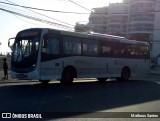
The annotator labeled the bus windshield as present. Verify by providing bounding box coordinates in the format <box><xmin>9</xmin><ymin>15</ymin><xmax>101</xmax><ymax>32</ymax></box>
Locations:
<box><xmin>11</xmin><ymin>36</ymin><xmax>40</xmax><ymax>70</ymax></box>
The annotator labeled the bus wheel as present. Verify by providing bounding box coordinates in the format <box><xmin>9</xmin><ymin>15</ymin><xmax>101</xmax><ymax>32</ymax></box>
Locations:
<box><xmin>97</xmin><ymin>78</ymin><xmax>108</xmax><ymax>82</ymax></box>
<box><xmin>60</xmin><ymin>68</ymin><xmax>74</xmax><ymax>84</ymax></box>
<box><xmin>39</xmin><ymin>80</ymin><xmax>50</xmax><ymax>84</ymax></box>
<box><xmin>117</xmin><ymin>67</ymin><xmax>130</xmax><ymax>81</ymax></box>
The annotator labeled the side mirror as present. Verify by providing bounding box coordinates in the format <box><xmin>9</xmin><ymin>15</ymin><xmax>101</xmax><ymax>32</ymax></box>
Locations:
<box><xmin>8</xmin><ymin>37</ymin><xmax>15</xmax><ymax>50</ymax></box>
<box><xmin>8</xmin><ymin>41</ymin><xmax>10</xmax><ymax>47</ymax></box>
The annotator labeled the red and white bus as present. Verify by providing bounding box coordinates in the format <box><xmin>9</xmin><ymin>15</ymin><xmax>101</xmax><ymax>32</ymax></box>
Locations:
<box><xmin>9</xmin><ymin>28</ymin><xmax>150</xmax><ymax>84</ymax></box>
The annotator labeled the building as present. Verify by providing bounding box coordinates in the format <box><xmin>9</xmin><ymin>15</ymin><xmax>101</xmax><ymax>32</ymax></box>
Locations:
<box><xmin>107</xmin><ymin>3</ymin><xmax>129</xmax><ymax>36</ymax></box>
<box><xmin>88</xmin><ymin>7</ymin><xmax>108</xmax><ymax>33</ymax></box>
<box><xmin>88</xmin><ymin>0</ymin><xmax>160</xmax><ymax>61</ymax></box>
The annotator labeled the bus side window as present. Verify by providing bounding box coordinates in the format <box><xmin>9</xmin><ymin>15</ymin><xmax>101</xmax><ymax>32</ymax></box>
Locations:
<box><xmin>102</xmin><ymin>45</ymin><xmax>112</xmax><ymax>56</ymax></box>
<box><xmin>42</xmin><ymin>37</ymin><xmax>48</xmax><ymax>53</ymax></box>
<box><xmin>47</xmin><ymin>38</ymin><xmax>59</xmax><ymax>54</ymax></box>
<box><xmin>140</xmin><ymin>45</ymin><xmax>149</xmax><ymax>58</ymax></box>
<box><xmin>122</xmin><ymin>44</ymin><xmax>131</xmax><ymax>58</ymax></box>
<box><xmin>42</xmin><ymin>36</ymin><xmax>60</xmax><ymax>55</ymax></box>
<box><xmin>83</xmin><ymin>40</ymin><xmax>98</xmax><ymax>56</ymax></box>
<box><xmin>63</xmin><ymin>36</ymin><xmax>81</xmax><ymax>55</ymax></box>
<box><xmin>113</xmin><ymin>42</ymin><xmax>121</xmax><ymax>57</ymax></box>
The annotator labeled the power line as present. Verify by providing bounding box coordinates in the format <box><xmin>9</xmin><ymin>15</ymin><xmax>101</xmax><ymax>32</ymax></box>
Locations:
<box><xmin>1</xmin><ymin>1</ymin><xmax>160</xmax><ymax>15</ymax></box>
<box><xmin>0</xmin><ymin>1</ymin><xmax>91</xmax><ymax>14</ymax></box>
<box><xmin>12</xmin><ymin>13</ymin><xmax>49</xmax><ymax>27</ymax></box>
<box><xmin>0</xmin><ymin>7</ymin><xmax>74</xmax><ymax>30</ymax></box>
<box><xmin>0</xmin><ymin>1</ymin><xmax>109</xmax><ymax>15</ymax></box>
<box><xmin>4</xmin><ymin>0</ymin><xmax>75</xmax><ymax>27</ymax></box>
<box><xmin>68</xmin><ymin>0</ymin><xmax>92</xmax><ymax>12</ymax></box>
<box><xmin>67</xmin><ymin>0</ymin><xmax>108</xmax><ymax>19</ymax></box>
<box><xmin>2</xmin><ymin>0</ymin><xmax>159</xmax><ymax>31</ymax></box>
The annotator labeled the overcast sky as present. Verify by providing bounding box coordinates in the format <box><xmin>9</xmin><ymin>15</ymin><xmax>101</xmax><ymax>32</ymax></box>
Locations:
<box><xmin>0</xmin><ymin>0</ymin><xmax>122</xmax><ymax>53</ymax></box>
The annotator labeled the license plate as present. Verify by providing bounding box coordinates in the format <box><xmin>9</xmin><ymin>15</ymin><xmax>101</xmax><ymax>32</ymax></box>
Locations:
<box><xmin>16</xmin><ymin>74</ymin><xmax>28</xmax><ymax>79</ymax></box>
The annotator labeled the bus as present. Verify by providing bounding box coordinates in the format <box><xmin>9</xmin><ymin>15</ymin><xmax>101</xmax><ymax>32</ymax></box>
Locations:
<box><xmin>8</xmin><ymin>28</ymin><xmax>150</xmax><ymax>84</ymax></box>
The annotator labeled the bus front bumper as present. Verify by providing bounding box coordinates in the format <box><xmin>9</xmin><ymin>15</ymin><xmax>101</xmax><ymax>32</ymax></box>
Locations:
<box><xmin>11</xmin><ymin>70</ymin><xmax>39</xmax><ymax>80</ymax></box>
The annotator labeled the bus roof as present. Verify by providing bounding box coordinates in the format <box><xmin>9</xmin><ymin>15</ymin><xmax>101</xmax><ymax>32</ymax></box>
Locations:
<box><xmin>19</xmin><ymin>28</ymin><xmax>149</xmax><ymax>46</ymax></box>
<box><xmin>60</xmin><ymin>30</ymin><xmax>149</xmax><ymax>45</ymax></box>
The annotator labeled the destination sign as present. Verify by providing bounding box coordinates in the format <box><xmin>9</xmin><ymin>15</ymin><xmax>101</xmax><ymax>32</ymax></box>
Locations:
<box><xmin>18</xmin><ymin>31</ymin><xmax>39</xmax><ymax>37</ymax></box>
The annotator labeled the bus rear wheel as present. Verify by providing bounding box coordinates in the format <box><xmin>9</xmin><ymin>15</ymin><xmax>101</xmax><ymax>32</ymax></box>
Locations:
<box><xmin>117</xmin><ymin>67</ymin><xmax>130</xmax><ymax>81</ymax></box>
<box><xmin>60</xmin><ymin>68</ymin><xmax>74</xmax><ymax>84</ymax></box>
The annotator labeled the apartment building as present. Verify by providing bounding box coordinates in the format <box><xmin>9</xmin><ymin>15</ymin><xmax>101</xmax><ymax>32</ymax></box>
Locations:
<box><xmin>107</xmin><ymin>3</ymin><xmax>129</xmax><ymax>36</ymax></box>
<box><xmin>88</xmin><ymin>7</ymin><xmax>108</xmax><ymax>33</ymax></box>
<box><xmin>88</xmin><ymin>0</ymin><xmax>160</xmax><ymax>59</ymax></box>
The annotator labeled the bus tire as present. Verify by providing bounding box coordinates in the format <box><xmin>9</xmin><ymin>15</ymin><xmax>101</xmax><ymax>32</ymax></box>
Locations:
<box><xmin>97</xmin><ymin>78</ymin><xmax>108</xmax><ymax>82</ymax></box>
<box><xmin>60</xmin><ymin>67</ymin><xmax>75</xmax><ymax>84</ymax></box>
<box><xmin>39</xmin><ymin>80</ymin><xmax>50</xmax><ymax>84</ymax></box>
<box><xmin>117</xmin><ymin>67</ymin><xmax>130</xmax><ymax>81</ymax></box>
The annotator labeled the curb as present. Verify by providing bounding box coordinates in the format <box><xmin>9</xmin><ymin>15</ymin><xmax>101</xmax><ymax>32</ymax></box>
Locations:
<box><xmin>0</xmin><ymin>79</ymin><xmax>38</xmax><ymax>84</ymax></box>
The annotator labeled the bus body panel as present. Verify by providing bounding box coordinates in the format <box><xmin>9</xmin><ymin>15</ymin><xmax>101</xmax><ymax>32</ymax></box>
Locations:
<box><xmin>11</xmin><ymin>69</ymin><xmax>39</xmax><ymax>80</ymax></box>
<box><xmin>39</xmin><ymin>56</ymin><xmax>150</xmax><ymax>80</ymax></box>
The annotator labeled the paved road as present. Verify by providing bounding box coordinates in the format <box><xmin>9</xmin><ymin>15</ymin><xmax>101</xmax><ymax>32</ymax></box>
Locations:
<box><xmin>0</xmin><ymin>77</ymin><xmax>160</xmax><ymax>121</ymax></box>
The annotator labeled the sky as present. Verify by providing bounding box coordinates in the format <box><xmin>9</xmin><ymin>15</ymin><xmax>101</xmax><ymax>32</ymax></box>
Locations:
<box><xmin>0</xmin><ymin>0</ymin><xmax>123</xmax><ymax>53</ymax></box>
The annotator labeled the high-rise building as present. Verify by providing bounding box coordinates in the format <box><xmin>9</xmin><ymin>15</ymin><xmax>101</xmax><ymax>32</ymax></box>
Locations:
<box><xmin>88</xmin><ymin>0</ymin><xmax>160</xmax><ymax>59</ymax></box>
<box><xmin>128</xmin><ymin>0</ymin><xmax>155</xmax><ymax>42</ymax></box>
<box><xmin>88</xmin><ymin>7</ymin><xmax>108</xmax><ymax>33</ymax></box>
<box><xmin>107</xmin><ymin>3</ymin><xmax>129</xmax><ymax>36</ymax></box>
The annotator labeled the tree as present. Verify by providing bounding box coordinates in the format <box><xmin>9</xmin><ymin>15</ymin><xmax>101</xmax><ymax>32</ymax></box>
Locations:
<box><xmin>74</xmin><ymin>23</ymin><xmax>91</xmax><ymax>32</ymax></box>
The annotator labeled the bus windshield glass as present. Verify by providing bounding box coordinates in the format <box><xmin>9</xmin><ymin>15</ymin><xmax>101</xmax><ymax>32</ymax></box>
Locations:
<box><xmin>11</xmin><ymin>30</ymin><xmax>41</xmax><ymax>70</ymax></box>
<box><xmin>13</xmin><ymin>37</ymin><xmax>39</xmax><ymax>61</ymax></box>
